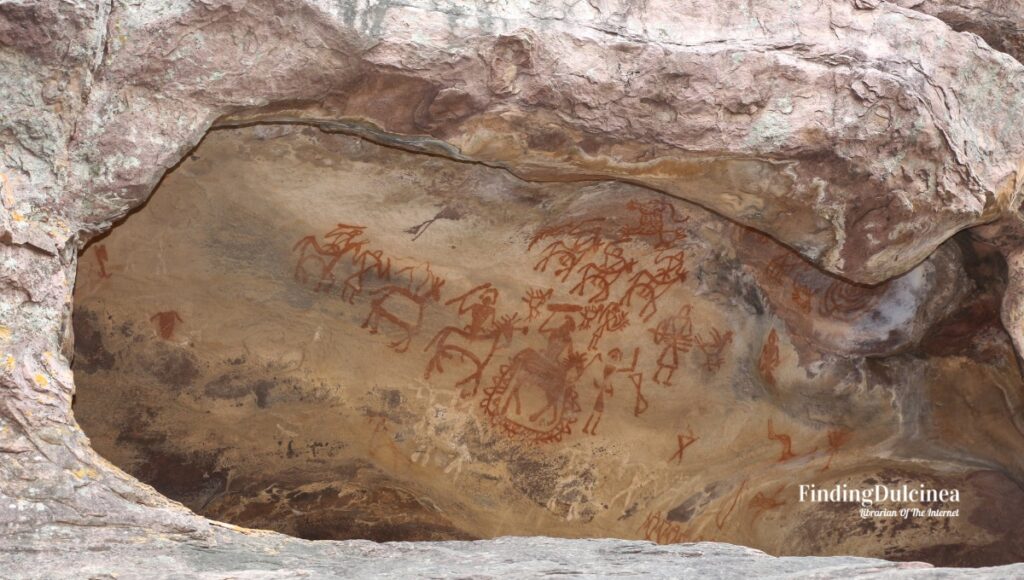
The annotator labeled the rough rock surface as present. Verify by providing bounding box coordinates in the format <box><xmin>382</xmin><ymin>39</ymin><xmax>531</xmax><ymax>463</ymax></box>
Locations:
<box><xmin>1</xmin><ymin>533</ymin><xmax>1003</xmax><ymax>579</ymax></box>
<box><xmin>898</xmin><ymin>0</ymin><xmax>1024</xmax><ymax>63</ymax></box>
<box><xmin>3</xmin><ymin>0</ymin><xmax>1024</xmax><ymax>577</ymax></box>
<box><xmin>5</xmin><ymin>0</ymin><xmax>1024</xmax><ymax>283</ymax></box>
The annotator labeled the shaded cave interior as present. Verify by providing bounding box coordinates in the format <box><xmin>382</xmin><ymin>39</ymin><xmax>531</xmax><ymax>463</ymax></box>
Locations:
<box><xmin>69</xmin><ymin>122</ymin><xmax>1024</xmax><ymax>566</ymax></box>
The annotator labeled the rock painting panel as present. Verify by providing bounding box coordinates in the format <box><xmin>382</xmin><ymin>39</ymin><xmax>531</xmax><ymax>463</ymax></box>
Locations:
<box><xmin>291</xmin><ymin>199</ymin><xmax>734</xmax><ymax>447</ymax></box>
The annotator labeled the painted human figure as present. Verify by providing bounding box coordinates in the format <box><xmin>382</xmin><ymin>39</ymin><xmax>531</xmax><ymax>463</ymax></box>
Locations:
<box><xmin>150</xmin><ymin>311</ymin><xmax>183</xmax><ymax>340</ymax></box>
<box><xmin>767</xmin><ymin>419</ymin><xmax>795</xmax><ymax>461</ymax></box>
<box><xmin>95</xmin><ymin>245</ymin><xmax>112</xmax><ymax>279</ymax></box>
<box><xmin>497</xmin><ymin>312</ymin><xmax>578</xmax><ymax>423</ymax></box>
<box><xmin>538</xmin><ymin>311</ymin><xmax>577</xmax><ymax>361</ymax></box>
<box><xmin>669</xmin><ymin>426</ymin><xmax>699</xmax><ymax>463</ymax></box>
<box><xmin>650</xmin><ymin>304</ymin><xmax>694</xmax><ymax>386</ymax></box>
<box><xmin>582</xmin><ymin>347</ymin><xmax>639</xmax><ymax>435</ymax></box>
<box><xmin>424</xmin><ymin>283</ymin><xmax>523</xmax><ymax>397</ymax></box>
<box><xmin>462</xmin><ymin>287</ymin><xmax>498</xmax><ymax>336</ymax></box>
<box><xmin>819</xmin><ymin>429</ymin><xmax>852</xmax><ymax>471</ymax></box>
<box><xmin>587</xmin><ymin>302</ymin><xmax>629</xmax><ymax>351</ymax></box>
<box><xmin>758</xmin><ymin>329</ymin><xmax>781</xmax><ymax>386</ymax></box>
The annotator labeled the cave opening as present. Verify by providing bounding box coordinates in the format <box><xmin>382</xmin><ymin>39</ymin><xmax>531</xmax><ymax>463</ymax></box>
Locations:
<box><xmin>69</xmin><ymin>123</ymin><xmax>1024</xmax><ymax>566</ymax></box>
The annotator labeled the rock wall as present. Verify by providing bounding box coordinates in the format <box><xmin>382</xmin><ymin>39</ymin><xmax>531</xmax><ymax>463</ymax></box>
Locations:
<box><xmin>71</xmin><ymin>124</ymin><xmax>1024</xmax><ymax>565</ymax></box>
<box><xmin>3</xmin><ymin>0</ymin><xmax>1024</xmax><ymax>576</ymax></box>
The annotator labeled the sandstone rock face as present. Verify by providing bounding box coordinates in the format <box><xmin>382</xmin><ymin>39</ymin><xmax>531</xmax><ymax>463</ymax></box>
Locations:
<box><xmin>4</xmin><ymin>0</ymin><xmax>1024</xmax><ymax>577</ymax></box>
<box><xmin>898</xmin><ymin>0</ymin><xmax>1024</xmax><ymax>63</ymax></box>
<box><xmin>6</xmin><ymin>0</ymin><xmax>1024</xmax><ymax>283</ymax></box>
<box><xmin>69</xmin><ymin>124</ymin><xmax>1024</xmax><ymax>566</ymax></box>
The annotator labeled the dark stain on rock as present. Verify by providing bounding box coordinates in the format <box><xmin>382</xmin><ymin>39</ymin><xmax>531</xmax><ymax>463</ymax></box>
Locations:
<box><xmin>114</xmin><ymin>405</ymin><xmax>164</xmax><ymax>448</ymax></box>
<box><xmin>253</xmin><ymin>381</ymin><xmax>273</xmax><ymax>407</ymax></box>
<box><xmin>886</xmin><ymin>539</ymin><xmax>1024</xmax><ymax>568</ymax></box>
<box><xmin>382</xmin><ymin>388</ymin><xmax>402</xmax><ymax>409</ymax></box>
<box><xmin>71</xmin><ymin>308</ymin><xmax>115</xmax><ymax>373</ymax></box>
<box><xmin>132</xmin><ymin>446</ymin><xmax>228</xmax><ymax>512</ymax></box>
<box><xmin>667</xmin><ymin>482</ymin><xmax>722</xmax><ymax>523</ymax></box>
<box><xmin>206</xmin><ymin>477</ymin><xmax>475</xmax><ymax>543</ymax></box>
<box><xmin>140</xmin><ymin>341</ymin><xmax>200</xmax><ymax>390</ymax></box>
<box><xmin>204</xmin><ymin>373</ymin><xmax>276</xmax><ymax>408</ymax></box>
<box><xmin>918</xmin><ymin>297</ymin><xmax>1001</xmax><ymax>357</ymax></box>
<box><xmin>965</xmin><ymin>470</ymin><xmax>1024</xmax><ymax>536</ymax></box>
<box><xmin>508</xmin><ymin>450</ymin><xmax>568</xmax><ymax>509</ymax></box>
<box><xmin>363</xmin><ymin>387</ymin><xmax>416</xmax><ymax>424</ymax></box>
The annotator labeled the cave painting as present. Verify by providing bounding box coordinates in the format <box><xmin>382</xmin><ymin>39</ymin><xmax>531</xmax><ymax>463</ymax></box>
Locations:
<box><xmin>343</xmin><ymin>248</ymin><xmax>390</xmax><ymax>304</ymax></box>
<box><xmin>482</xmin><ymin>311</ymin><xmax>585</xmax><ymax>444</ymax></box>
<box><xmin>582</xmin><ymin>347</ymin><xmax>641</xmax><ymax>435</ymax></box>
<box><xmin>362</xmin><ymin>265</ymin><xmax>446</xmax><ymax>352</ymax></box>
<box><xmin>521</xmin><ymin>287</ymin><xmax>553</xmax><ymax>320</ymax></box>
<box><xmin>95</xmin><ymin>245</ymin><xmax>112</xmax><ymax>279</ymax></box>
<box><xmin>819</xmin><ymin>280</ymin><xmax>884</xmax><ymax>320</ymax></box>
<box><xmin>650</xmin><ymin>305</ymin><xmax>695</xmax><ymax>386</ymax></box>
<box><xmin>291</xmin><ymin>200</ymin><xmax>740</xmax><ymax>446</ymax></box>
<box><xmin>715</xmin><ymin>480</ymin><xmax>749</xmax><ymax>530</ymax></box>
<box><xmin>765</xmin><ymin>253</ymin><xmax>809</xmax><ymax>286</ymax></box>
<box><xmin>631</xmin><ymin>371</ymin><xmax>648</xmax><ymax>416</ymax></box>
<box><xmin>767</xmin><ymin>419</ymin><xmax>816</xmax><ymax>463</ymax></box>
<box><xmin>150</xmin><ymin>311</ymin><xmax>183</xmax><ymax>339</ymax></box>
<box><xmin>765</xmin><ymin>252</ymin><xmax>818</xmax><ymax>314</ymax></box>
<box><xmin>819</xmin><ymin>428</ymin><xmax>852</xmax><ymax>471</ymax></box>
<box><xmin>619</xmin><ymin>198</ymin><xmax>689</xmax><ymax>249</ymax></box>
<box><xmin>637</xmin><ymin>511</ymin><xmax>686</xmax><ymax>544</ymax></box>
<box><xmin>424</xmin><ymin>284</ymin><xmax>528</xmax><ymax>397</ymax></box>
<box><xmin>748</xmin><ymin>485</ymin><xmax>786</xmax><ymax>521</ymax></box>
<box><xmin>761</xmin><ymin>245</ymin><xmax>890</xmax><ymax>322</ymax></box>
<box><xmin>695</xmin><ymin>327</ymin><xmax>733</xmax><ymax>373</ymax></box>
<box><xmin>622</xmin><ymin>249</ymin><xmax>688</xmax><ymax>323</ymax></box>
<box><xmin>758</xmin><ymin>329</ymin><xmax>781</xmax><ymax>386</ymax></box>
<box><xmin>531</xmin><ymin>218</ymin><xmax>605</xmax><ymax>282</ymax></box>
<box><xmin>570</xmin><ymin>244</ymin><xmax>637</xmax><ymax>304</ymax></box>
<box><xmin>669</xmin><ymin>427</ymin><xmax>699</xmax><ymax>464</ymax></box>
<box><xmin>293</xmin><ymin>223</ymin><xmax>369</xmax><ymax>292</ymax></box>
<box><xmin>294</xmin><ymin>224</ymin><xmax>447</xmax><ymax>352</ymax></box>
<box><xmin>791</xmin><ymin>284</ymin><xmax>813</xmax><ymax>314</ymax></box>
<box><xmin>584</xmin><ymin>301</ymin><xmax>630</xmax><ymax>351</ymax></box>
